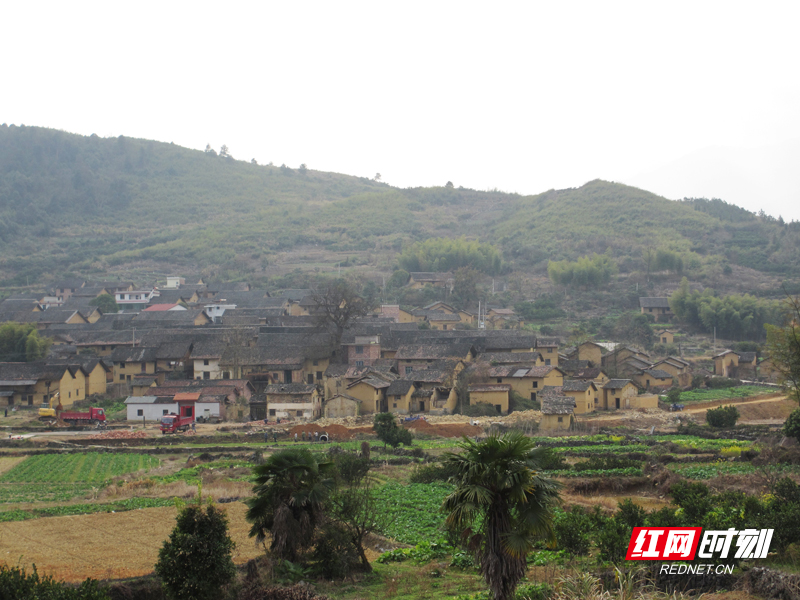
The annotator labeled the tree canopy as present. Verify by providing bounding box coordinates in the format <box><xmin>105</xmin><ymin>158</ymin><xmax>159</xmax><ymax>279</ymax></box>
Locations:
<box><xmin>398</xmin><ymin>237</ymin><xmax>504</xmax><ymax>275</ymax></box>
<box><xmin>245</xmin><ymin>447</ymin><xmax>335</xmax><ymax>561</ymax></box>
<box><xmin>0</xmin><ymin>322</ymin><xmax>50</xmax><ymax>361</ymax></box>
<box><xmin>670</xmin><ymin>277</ymin><xmax>781</xmax><ymax>340</ymax></box>
<box><xmin>372</xmin><ymin>413</ymin><xmax>413</xmax><ymax>448</ymax></box>
<box><xmin>765</xmin><ymin>294</ymin><xmax>800</xmax><ymax>403</ymax></box>
<box><xmin>88</xmin><ymin>293</ymin><xmax>119</xmax><ymax>313</ymax></box>
<box><xmin>155</xmin><ymin>499</ymin><xmax>236</xmax><ymax>600</ymax></box>
<box><xmin>548</xmin><ymin>251</ymin><xmax>618</xmax><ymax>288</ymax></box>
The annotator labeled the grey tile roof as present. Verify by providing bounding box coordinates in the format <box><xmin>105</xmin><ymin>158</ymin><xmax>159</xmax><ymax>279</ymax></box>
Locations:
<box><xmin>604</xmin><ymin>379</ymin><xmax>634</xmax><ymax>389</ymax></box>
<box><xmin>639</xmin><ymin>297</ymin><xmax>671</xmax><ymax>309</ymax></box>
<box><xmin>562</xmin><ymin>380</ymin><xmax>594</xmax><ymax>392</ymax></box>
<box><xmin>387</xmin><ymin>380</ymin><xmax>415</xmax><ymax>396</ymax></box>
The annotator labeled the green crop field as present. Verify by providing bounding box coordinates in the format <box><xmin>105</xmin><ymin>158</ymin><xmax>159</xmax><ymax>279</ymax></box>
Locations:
<box><xmin>373</xmin><ymin>483</ymin><xmax>452</xmax><ymax>545</ymax></box>
<box><xmin>678</xmin><ymin>385</ymin><xmax>776</xmax><ymax>402</ymax></box>
<box><xmin>0</xmin><ymin>453</ymin><xmax>159</xmax><ymax>504</ymax></box>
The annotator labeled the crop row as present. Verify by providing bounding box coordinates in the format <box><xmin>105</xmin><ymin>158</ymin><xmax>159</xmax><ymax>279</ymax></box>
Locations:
<box><xmin>545</xmin><ymin>467</ymin><xmax>643</xmax><ymax>478</ymax></box>
<box><xmin>0</xmin><ymin>496</ymin><xmax>175</xmax><ymax>522</ymax></box>
<box><xmin>667</xmin><ymin>462</ymin><xmax>799</xmax><ymax>480</ymax></box>
<box><xmin>0</xmin><ymin>483</ymin><xmax>93</xmax><ymax>504</ymax></box>
<box><xmin>0</xmin><ymin>453</ymin><xmax>159</xmax><ymax>485</ymax></box>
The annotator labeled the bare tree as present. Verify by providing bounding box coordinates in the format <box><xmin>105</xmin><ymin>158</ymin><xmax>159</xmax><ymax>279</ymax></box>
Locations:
<box><xmin>311</xmin><ymin>279</ymin><xmax>377</xmax><ymax>360</ymax></box>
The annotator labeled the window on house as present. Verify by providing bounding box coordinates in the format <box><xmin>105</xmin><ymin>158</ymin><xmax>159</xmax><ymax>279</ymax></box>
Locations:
<box><xmin>355</xmin><ymin>346</ymin><xmax>363</xmax><ymax>354</ymax></box>
<box><xmin>68</xmin><ymin>391</ymin><xmax>71</xmax><ymax>398</ymax></box>
<box><xmin>316</xmin><ymin>371</ymin><xmax>322</xmax><ymax>381</ymax></box>
<box><xmin>222</xmin><ymin>372</ymin><xmax>230</xmax><ymax>379</ymax></box>
<box><xmin>313</xmin><ymin>360</ymin><xmax>319</xmax><ymax>366</ymax></box>
<box><xmin>141</xmin><ymin>363</ymin><xmax>146</xmax><ymax>372</ymax></box>
<box><xmin>533</xmin><ymin>381</ymin><xmax>538</xmax><ymax>388</ymax></box>
<box><xmin>137</xmin><ymin>409</ymin><xmax>143</xmax><ymax>416</ymax></box>
<box><xmin>355</xmin><ymin>361</ymin><xmax>364</xmax><ymax>367</ymax></box>
<box><xmin>393</xmin><ymin>403</ymin><xmax>397</xmax><ymax>408</ymax></box>
<box><xmin>544</xmin><ymin>359</ymin><xmax>551</xmax><ymax>366</ymax></box>
<box><xmin>496</xmin><ymin>378</ymin><xmax>502</xmax><ymax>383</ymax></box>
<box><xmin>405</xmin><ymin>366</ymin><xmax>413</xmax><ymax>375</ymax></box>
<box><xmin>101</xmin><ymin>346</ymin><xmax>106</xmax><ymax>351</ymax></box>
<box><xmin>203</xmin><ymin>372</ymin><xmax>210</xmax><ymax>380</ymax></box>
<box><xmin>308</xmin><ymin>374</ymin><xmax>314</xmax><ymax>384</ymax></box>
<box><xmin>296</xmin><ymin>410</ymin><xmax>303</xmax><ymax>417</ymax></box>
<box><xmin>557</xmin><ymin>416</ymin><xmax>563</xmax><ymax>423</ymax></box>
<box><xmin>531</xmin><ymin>392</ymin><xmax>537</xmax><ymax>401</ymax></box>
<box><xmin>269</xmin><ymin>409</ymin><xmax>276</xmax><ymax>416</ymax></box>
<box><xmin>163</xmin><ymin>409</ymin><xmax>169</xmax><ymax>415</ymax></box>
<box><xmin>204</xmin><ymin>359</ymin><xmax>209</xmax><ymax>366</ymax></box>
<box><xmin>119</xmin><ymin>375</ymin><xmax>125</xmax><ymax>381</ymax></box>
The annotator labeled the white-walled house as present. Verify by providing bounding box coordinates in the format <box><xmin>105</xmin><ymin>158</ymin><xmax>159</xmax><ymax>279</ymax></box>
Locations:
<box><xmin>125</xmin><ymin>396</ymin><xmax>177</xmax><ymax>421</ymax></box>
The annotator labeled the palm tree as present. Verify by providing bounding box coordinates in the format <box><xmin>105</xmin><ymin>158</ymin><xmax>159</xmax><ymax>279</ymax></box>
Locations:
<box><xmin>441</xmin><ymin>432</ymin><xmax>560</xmax><ymax>600</ymax></box>
<box><xmin>245</xmin><ymin>447</ymin><xmax>335</xmax><ymax>561</ymax></box>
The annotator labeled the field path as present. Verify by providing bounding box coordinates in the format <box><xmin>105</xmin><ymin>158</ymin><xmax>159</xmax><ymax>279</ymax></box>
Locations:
<box><xmin>0</xmin><ymin>502</ymin><xmax>262</xmax><ymax>582</ymax></box>
<box><xmin>683</xmin><ymin>394</ymin><xmax>788</xmax><ymax>414</ymax></box>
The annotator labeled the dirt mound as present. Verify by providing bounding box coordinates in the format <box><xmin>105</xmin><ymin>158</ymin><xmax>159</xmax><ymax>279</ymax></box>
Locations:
<box><xmin>289</xmin><ymin>424</ymin><xmax>358</xmax><ymax>441</ymax></box>
<box><xmin>404</xmin><ymin>419</ymin><xmax>482</xmax><ymax>438</ymax></box>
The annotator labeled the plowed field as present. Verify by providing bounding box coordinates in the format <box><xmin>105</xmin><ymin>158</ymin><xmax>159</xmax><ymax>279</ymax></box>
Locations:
<box><xmin>0</xmin><ymin>501</ymin><xmax>261</xmax><ymax>582</ymax></box>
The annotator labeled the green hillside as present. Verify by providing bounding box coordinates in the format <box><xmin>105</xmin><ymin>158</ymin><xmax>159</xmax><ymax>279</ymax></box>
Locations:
<box><xmin>1</xmin><ymin>124</ymin><xmax>798</xmax><ymax>287</ymax></box>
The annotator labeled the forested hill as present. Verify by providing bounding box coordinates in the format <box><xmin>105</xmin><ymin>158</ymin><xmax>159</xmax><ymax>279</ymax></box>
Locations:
<box><xmin>1</xmin><ymin>124</ymin><xmax>798</xmax><ymax>287</ymax></box>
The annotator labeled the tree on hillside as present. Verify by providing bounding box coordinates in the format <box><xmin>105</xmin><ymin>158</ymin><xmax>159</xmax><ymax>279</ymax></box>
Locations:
<box><xmin>88</xmin><ymin>293</ymin><xmax>119</xmax><ymax>314</ymax></box>
<box><xmin>766</xmin><ymin>294</ymin><xmax>800</xmax><ymax>404</ymax></box>
<box><xmin>614</xmin><ymin>313</ymin><xmax>655</xmax><ymax>350</ymax></box>
<box><xmin>452</xmin><ymin>266</ymin><xmax>481</xmax><ymax>308</ymax></box>
<box><xmin>0</xmin><ymin>322</ymin><xmax>50</xmax><ymax>362</ymax></box>
<box><xmin>219</xmin><ymin>145</ymin><xmax>230</xmax><ymax>158</ymax></box>
<box><xmin>442</xmin><ymin>433</ymin><xmax>560</xmax><ymax>600</ymax></box>
<box><xmin>155</xmin><ymin>494</ymin><xmax>236</xmax><ymax>600</ymax></box>
<box><xmin>311</xmin><ymin>279</ymin><xmax>377</xmax><ymax>356</ymax></box>
<box><xmin>245</xmin><ymin>448</ymin><xmax>334</xmax><ymax>560</ymax></box>
<box><xmin>372</xmin><ymin>413</ymin><xmax>412</xmax><ymax>448</ymax></box>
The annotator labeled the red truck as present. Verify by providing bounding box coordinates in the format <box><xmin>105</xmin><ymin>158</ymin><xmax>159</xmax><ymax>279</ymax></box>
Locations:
<box><xmin>160</xmin><ymin>413</ymin><xmax>193</xmax><ymax>434</ymax></box>
<box><xmin>59</xmin><ymin>407</ymin><xmax>106</xmax><ymax>426</ymax></box>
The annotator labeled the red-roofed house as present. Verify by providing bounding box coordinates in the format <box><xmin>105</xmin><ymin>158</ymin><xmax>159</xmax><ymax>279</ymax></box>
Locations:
<box><xmin>143</xmin><ymin>304</ymin><xmax>187</xmax><ymax>312</ymax></box>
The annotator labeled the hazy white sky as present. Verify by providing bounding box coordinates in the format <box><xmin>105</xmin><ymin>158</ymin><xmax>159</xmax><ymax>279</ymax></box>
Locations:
<box><xmin>3</xmin><ymin>1</ymin><xmax>799</xmax><ymax>219</ymax></box>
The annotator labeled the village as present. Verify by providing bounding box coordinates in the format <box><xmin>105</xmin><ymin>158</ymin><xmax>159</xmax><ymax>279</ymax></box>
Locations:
<box><xmin>0</xmin><ymin>274</ymin><xmax>779</xmax><ymax>433</ymax></box>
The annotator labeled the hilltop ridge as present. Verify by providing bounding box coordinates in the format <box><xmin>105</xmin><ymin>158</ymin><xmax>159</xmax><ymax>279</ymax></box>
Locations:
<box><xmin>0</xmin><ymin>125</ymin><xmax>798</xmax><ymax>288</ymax></box>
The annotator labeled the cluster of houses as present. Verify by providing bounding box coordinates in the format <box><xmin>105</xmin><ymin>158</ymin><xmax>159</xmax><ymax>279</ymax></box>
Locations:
<box><xmin>0</xmin><ymin>281</ymin><xmax>770</xmax><ymax>430</ymax></box>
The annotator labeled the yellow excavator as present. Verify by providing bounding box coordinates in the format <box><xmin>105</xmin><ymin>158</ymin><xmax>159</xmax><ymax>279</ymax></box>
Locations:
<box><xmin>38</xmin><ymin>392</ymin><xmax>62</xmax><ymax>424</ymax></box>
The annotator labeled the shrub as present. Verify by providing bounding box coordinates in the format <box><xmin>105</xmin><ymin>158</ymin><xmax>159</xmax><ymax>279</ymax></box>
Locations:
<box><xmin>155</xmin><ymin>501</ymin><xmax>236</xmax><ymax>600</ymax></box>
<box><xmin>691</xmin><ymin>374</ymin><xmax>705</xmax><ymax>389</ymax></box>
<box><xmin>706</xmin><ymin>405</ymin><xmax>740</xmax><ymax>428</ymax></box>
<box><xmin>666</xmin><ymin>388</ymin><xmax>682</xmax><ymax>404</ymax></box>
<box><xmin>409</xmin><ymin>461</ymin><xmax>459</xmax><ymax>484</ymax></box>
<box><xmin>460</xmin><ymin>402</ymin><xmax>500</xmax><ymax>417</ymax></box>
<box><xmin>0</xmin><ymin>565</ymin><xmax>108</xmax><ymax>600</ymax></box>
<box><xmin>670</xmin><ymin>481</ymin><xmax>712</xmax><ymax>524</ymax></box>
<box><xmin>515</xmin><ymin>582</ymin><xmax>553</xmax><ymax>600</ymax></box>
<box><xmin>450</xmin><ymin>551</ymin><xmax>477</xmax><ymax>570</ymax></box>
<box><xmin>312</xmin><ymin>521</ymin><xmax>361</xmax><ymax>579</ymax></box>
<box><xmin>536</xmin><ymin>448</ymin><xmax>569</xmax><ymax>471</ymax></box>
<box><xmin>554</xmin><ymin>507</ymin><xmax>592</xmax><ymax>556</ymax></box>
<box><xmin>784</xmin><ymin>408</ymin><xmax>800</xmax><ymax>443</ymax></box>
<box><xmin>707</xmin><ymin>377</ymin><xmax>740</xmax><ymax>389</ymax></box>
<box><xmin>510</xmin><ymin>391</ymin><xmax>539</xmax><ymax>412</ymax></box>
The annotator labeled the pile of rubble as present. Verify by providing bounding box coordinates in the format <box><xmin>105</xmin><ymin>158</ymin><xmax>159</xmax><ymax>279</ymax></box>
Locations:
<box><xmin>86</xmin><ymin>430</ymin><xmax>150</xmax><ymax>440</ymax></box>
